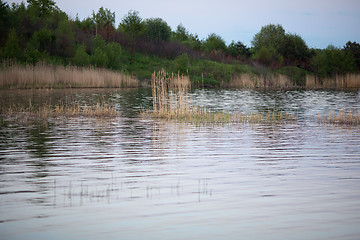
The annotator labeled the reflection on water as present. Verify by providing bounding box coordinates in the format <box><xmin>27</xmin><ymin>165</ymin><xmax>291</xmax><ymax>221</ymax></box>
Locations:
<box><xmin>1</xmin><ymin>89</ymin><xmax>360</xmax><ymax>240</ymax></box>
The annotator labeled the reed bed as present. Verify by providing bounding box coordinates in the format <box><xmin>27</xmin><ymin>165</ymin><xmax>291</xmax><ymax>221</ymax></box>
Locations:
<box><xmin>318</xmin><ymin>110</ymin><xmax>360</xmax><ymax>125</ymax></box>
<box><xmin>0</xmin><ymin>62</ymin><xmax>139</xmax><ymax>89</ymax></box>
<box><xmin>144</xmin><ymin>69</ymin><xmax>292</xmax><ymax>124</ymax></box>
<box><xmin>1</xmin><ymin>102</ymin><xmax>117</xmax><ymax>119</ymax></box>
<box><xmin>229</xmin><ymin>73</ymin><xmax>293</xmax><ymax>89</ymax></box>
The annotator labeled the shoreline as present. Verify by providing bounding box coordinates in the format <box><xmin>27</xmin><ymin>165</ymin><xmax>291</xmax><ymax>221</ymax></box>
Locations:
<box><xmin>1</xmin><ymin>63</ymin><xmax>360</xmax><ymax>90</ymax></box>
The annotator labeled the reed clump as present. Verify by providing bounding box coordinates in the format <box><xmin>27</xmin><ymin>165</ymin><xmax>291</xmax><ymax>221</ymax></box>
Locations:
<box><xmin>0</xmin><ymin>62</ymin><xmax>139</xmax><ymax>89</ymax></box>
<box><xmin>144</xmin><ymin>69</ymin><xmax>292</xmax><ymax>123</ymax></box>
<box><xmin>1</xmin><ymin>102</ymin><xmax>117</xmax><ymax>119</ymax></box>
<box><xmin>318</xmin><ymin>110</ymin><xmax>360</xmax><ymax>125</ymax></box>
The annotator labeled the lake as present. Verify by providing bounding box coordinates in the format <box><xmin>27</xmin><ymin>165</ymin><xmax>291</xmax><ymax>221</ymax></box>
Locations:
<box><xmin>1</xmin><ymin>88</ymin><xmax>360</xmax><ymax>240</ymax></box>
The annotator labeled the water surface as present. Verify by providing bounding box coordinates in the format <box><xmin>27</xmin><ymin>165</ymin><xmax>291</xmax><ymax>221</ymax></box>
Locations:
<box><xmin>1</xmin><ymin>89</ymin><xmax>360</xmax><ymax>240</ymax></box>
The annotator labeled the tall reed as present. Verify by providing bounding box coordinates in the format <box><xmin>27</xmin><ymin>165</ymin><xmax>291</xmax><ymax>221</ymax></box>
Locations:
<box><xmin>0</xmin><ymin>62</ymin><xmax>139</xmax><ymax>89</ymax></box>
<box><xmin>318</xmin><ymin>109</ymin><xmax>360</xmax><ymax>125</ymax></box>
<box><xmin>151</xmin><ymin>69</ymin><xmax>191</xmax><ymax>117</ymax></box>
<box><xmin>1</xmin><ymin>102</ymin><xmax>117</xmax><ymax>119</ymax></box>
<box><xmin>145</xmin><ymin>69</ymin><xmax>292</xmax><ymax>123</ymax></box>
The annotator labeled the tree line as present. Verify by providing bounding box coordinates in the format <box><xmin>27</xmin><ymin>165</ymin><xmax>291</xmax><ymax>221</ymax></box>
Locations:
<box><xmin>1</xmin><ymin>0</ymin><xmax>360</xmax><ymax>82</ymax></box>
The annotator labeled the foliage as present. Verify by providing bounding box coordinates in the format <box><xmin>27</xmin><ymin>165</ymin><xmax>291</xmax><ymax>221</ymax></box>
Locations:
<box><xmin>277</xmin><ymin>66</ymin><xmax>308</xmax><ymax>86</ymax></box>
<box><xmin>92</xmin><ymin>7</ymin><xmax>115</xmax><ymax>39</ymax></box>
<box><xmin>144</xmin><ymin>18</ymin><xmax>171</xmax><ymax>42</ymax></box>
<box><xmin>173</xmin><ymin>24</ymin><xmax>189</xmax><ymax>42</ymax></box>
<box><xmin>227</xmin><ymin>41</ymin><xmax>250</xmax><ymax>59</ymax></box>
<box><xmin>253</xmin><ymin>46</ymin><xmax>283</xmax><ymax>67</ymax></box>
<box><xmin>344</xmin><ymin>41</ymin><xmax>360</xmax><ymax>70</ymax></box>
<box><xmin>310</xmin><ymin>45</ymin><xmax>356</xmax><ymax>77</ymax></box>
<box><xmin>174</xmin><ymin>53</ymin><xmax>189</xmax><ymax>75</ymax></box>
<box><xmin>73</xmin><ymin>44</ymin><xmax>90</xmax><ymax>66</ymax></box>
<box><xmin>204</xmin><ymin>33</ymin><xmax>227</xmax><ymax>53</ymax></box>
<box><xmin>4</xmin><ymin>28</ymin><xmax>20</xmax><ymax>59</ymax></box>
<box><xmin>280</xmin><ymin>33</ymin><xmax>309</xmax><ymax>66</ymax></box>
<box><xmin>119</xmin><ymin>10</ymin><xmax>145</xmax><ymax>39</ymax></box>
<box><xmin>252</xmin><ymin>24</ymin><xmax>285</xmax><ymax>53</ymax></box>
<box><xmin>27</xmin><ymin>0</ymin><xmax>58</xmax><ymax>17</ymax></box>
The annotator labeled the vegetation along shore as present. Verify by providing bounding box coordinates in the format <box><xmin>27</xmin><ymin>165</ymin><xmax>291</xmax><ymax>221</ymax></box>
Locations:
<box><xmin>0</xmin><ymin>0</ymin><xmax>359</xmax><ymax>89</ymax></box>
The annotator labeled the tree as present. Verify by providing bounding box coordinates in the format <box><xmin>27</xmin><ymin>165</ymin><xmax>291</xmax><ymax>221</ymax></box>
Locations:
<box><xmin>55</xmin><ymin>18</ymin><xmax>75</xmax><ymax>57</ymax></box>
<box><xmin>92</xmin><ymin>7</ymin><xmax>115</xmax><ymax>37</ymax></box>
<box><xmin>174</xmin><ymin>23</ymin><xmax>189</xmax><ymax>42</ymax></box>
<box><xmin>280</xmin><ymin>33</ymin><xmax>309</xmax><ymax>66</ymax></box>
<box><xmin>252</xmin><ymin>24</ymin><xmax>285</xmax><ymax>53</ymax></box>
<box><xmin>344</xmin><ymin>41</ymin><xmax>360</xmax><ymax>70</ymax></box>
<box><xmin>174</xmin><ymin>53</ymin><xmax>189</xmax><ymax>75</ymax></box>
<box><xmin>0</xmin><ymin>0</ymin><xmax>10</xmax><ymax>45</ymax></box>
<box><xmin>204</xmin><ymin>33</ymin><xmax>227</xmax><ymax>52</ymax></box>
<box><xmin>73</xmin><ymin>44</ymin><xmax>90</xmax><ymax>66</ymax></box>
<box><xmin>104</xmin><ymin>42</ymin><xmax>122</xmax><ymax>69</ymax></box>
<box><xmin>91</xmin><ymin>47</ymin><xmax>108</xmax><ymax>67</ymax></box>
<box><xmin>144</xmin><ymin>18</ymin><xmax>171</xmax><ymax>42</ymax></box>
<box><xmin>119</xmin><ymin>10</ymin><xmax>145</xmax><ymax>39</ymax></box>
<box><xmin>27</xmin><ymin>0</ymin><xmax>58</xmax><ymax>17</ymax></box>
<box><xmin>228</xmin><ymin>41</ymin><xmax>250</xmax><ymax>59</ymax></box>
<box><xmin>4</xmin><ymin>28</ymin><xmax>20</xmax><ymax>59</ymax></box>
<box><xmin>253</xmin><ymin>46</ymin><xmax>283</xmax><ymax>66</ymax></box>
<box><xmin>310</xmin><ymin>45</ymin><xmax>356</xmax><ymax>77</ymax></box>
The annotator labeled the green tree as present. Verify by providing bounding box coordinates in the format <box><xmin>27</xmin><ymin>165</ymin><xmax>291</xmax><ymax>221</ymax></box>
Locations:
<box><xmin>91</xmin><ymin>47</ymin><xmax>108</xmax><ymax>67</ymax></box>
<box><xmin>280</xmin><ymin>33</ymin><xmax>309</xmax><ymax>66</ymax></box>
<box><xmin>92</xmin><ymin>7</ymin><xmax>115</xmax><ymax>36</ymax></box>
<box><xmin>227</xmin><ymin>41</ymin><xmax>250</xmax><ymax>58</ymax></box>
<box><xmin>344</xmin><ymin>41</ymin><xmax>360</xmax><ymax>70</ymax></box>
<box><xmin>204</xmin><ymin>33</ymin><xmax>227</xmax><ymax>52</ymax></box>
<box><xmin>0</xmin><ymin>0</ymin><xmax>10</xmax><ymax>45</ymax></box>
<box><xmin>174</xmin><ymin>53</ymin><xmax>189</xmax><ymax>75</ymax></box>
<box><xmin>91</xmin><ymin>35</ymin><xmax>106</xmax><ymax>53</ymax></box>
<box><xmin>27</xmin><ymin>0</ymin><xmax>58</xmax><ymax>17</ymax></box>
<box><xmin>252</xmin><ymin>24</ymin><xmax>285</xmax><ymax>53</ymax></box>
<box><xmin>310</xmin><ymin>45</ymin><xmax>356</xmax><ymax>77</ymax></box>
<box><xmin>55</xmin><ymin>18</ymin><xmax>75</xmax><ymax>57</ymax></box>
<box><xmin>119</xmin><ymin>10</ymin><xmax>145</xmax><ymax>39</ymax></box>
<box><xmin>4</xmin><ymin>28</ymin><xmax>20</xmax><ymax>59</ymax></box>
<box><xmin>144</xmin><ymin>18</ymin><xmax>171</xmax><ymax>42</ymax></box>
<box><xmin>104</xmin><ymin>42</ymin><xmax>122</xmax><ymax>69</ymax></box>
<box><xmin>253</xmin><ymin>46</ymin><xmax>282</xmax><ymax>66</ymax></box>
<box><xmin>73</xmin><ymin>44</ymin><xmax>90</xmax><ymax>66</ymax></box>
<box><xmin>173</xmin><ymin>23</ymin><xmax>189</xmax><ymax>42</ymax></box>
<box><xmin>30</xmin><ymin>28</ymin><xmax>55</xmax><ymax>53</ymax></box>
<box><xmin>182</xmin><ymin>34</ymin><xmax>202</xmax><ymax>51</ymax></box>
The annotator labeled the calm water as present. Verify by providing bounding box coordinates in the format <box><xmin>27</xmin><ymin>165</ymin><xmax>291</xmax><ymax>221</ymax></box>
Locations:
<box><xmin>1</xmin><ymin>89</ymin><xmax>360</xmax><ymax>240</ymax></box>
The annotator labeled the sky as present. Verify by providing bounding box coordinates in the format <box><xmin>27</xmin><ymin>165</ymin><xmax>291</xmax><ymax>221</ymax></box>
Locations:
<box><xmin>7</xmin><ymin>0</ymin><xmax>360</xmax><ymax>49</ymax></box>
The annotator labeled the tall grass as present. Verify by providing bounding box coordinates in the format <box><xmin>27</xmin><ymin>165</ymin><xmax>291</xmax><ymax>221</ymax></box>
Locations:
<box><xmin>145</xmin><ymin>69</ymin><xmax>292</xmax><ymax>123</ymax></box>
<box><xmin>306</xmin><ymin>74</ymin><xmax>360</xmax><ymax>89</ymax></box>
<box><xmin>151</xmin><ymin>69</ymin><xmax>191</xmax><ymax>117</ymax></box>
<box><xmin>1</xmin><ymin>101</ymin><xmax>117</xmax><ymax>119</ymax></box>
<box><xmin>229</xmin><ymin>73</ymin><xmax>293</xmax><ymax>89</ymax></box>
<box><xmin>318</xmin><ymin>109</ymin><xmax>360</xmax><ymax>125</ymax></box>
<box><xmin>0</xmin><ymin>62</ymin><xmax>139</xmax><ymax>89</ymax></box>
<box><xmin>229</xmin><ymin>72</ymin><xmax>360</xmax><ymax>89</ymax></box>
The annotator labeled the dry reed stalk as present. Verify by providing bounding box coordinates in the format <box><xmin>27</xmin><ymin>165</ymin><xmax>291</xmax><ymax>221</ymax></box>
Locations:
<box><xmin>146</xmin><ymin>70</ymin><xmax>293</xmax><ymax>123</ymax></box>
<box><xmin>229</xmin><ymin>73</ymin><xmax>293</xmax><ymax>89</ymax></box>
<box><xmin>0</xmin><ymin>102</ymin><xmax>117</xmax><ymax>119</ymax></box>
<box><xmin>0</xmin><ymin>62</ymin><xmax>139</xmax><ymax>88</ymax></box>
<box><xmin>229</xmin><ymin>74</ymin><xmax>255</xmax><ymax>88</ymax></box>
<box><xmin>318</xmin><ymin>109</ymin><xmax>360</xmax><ymax>125</ymax></box>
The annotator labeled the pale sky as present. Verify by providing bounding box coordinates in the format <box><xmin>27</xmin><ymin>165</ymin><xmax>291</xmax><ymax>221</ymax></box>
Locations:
<box><xmin>7</xmin><ymin>0</ymin><xmax>360</xmax><ymax>49</ymax></box>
